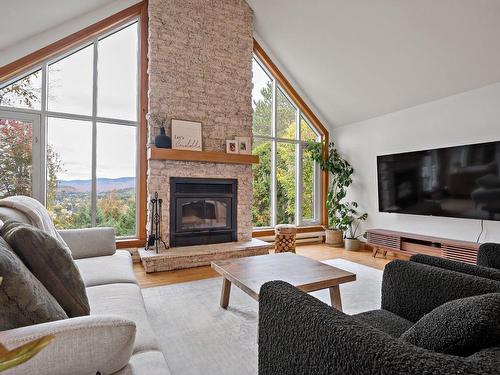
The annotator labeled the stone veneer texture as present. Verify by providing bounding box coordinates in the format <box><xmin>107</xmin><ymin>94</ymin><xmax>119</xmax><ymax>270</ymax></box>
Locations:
<box><xmin>148</xmin><ymin>0</ymin><xmax>254</xmax><ymax>149</ymax></box>
<box><xmin>147</xmin><ymin>0</ymin><xmax>254</xmax><ymax>246</ymax></box>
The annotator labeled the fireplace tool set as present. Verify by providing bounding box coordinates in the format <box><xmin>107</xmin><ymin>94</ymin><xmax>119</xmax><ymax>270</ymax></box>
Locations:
<box><xmin>146</xmin><ymin>192</ymin><xmax>167</xmax><ymax>253</ymax></box>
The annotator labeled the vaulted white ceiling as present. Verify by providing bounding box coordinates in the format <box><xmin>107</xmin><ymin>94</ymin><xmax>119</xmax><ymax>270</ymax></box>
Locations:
<box><xmin>0</xmin><ymin>0</ymin><xmax>117</xmax><ymax>50</ymax></box>
<box><xmin>3</xmin><ymin>1</ymin><xmax>500</xmax><ymax>128</ymax></box>
<box><xmin>247</xmin><ymin>0</ymin><xmax>500</xmax><ymax>127</ymax></box>
<box><xmin>0</xmin><ymin>0</ymin><xmax>139</xmax><ymax>67</ymax></box>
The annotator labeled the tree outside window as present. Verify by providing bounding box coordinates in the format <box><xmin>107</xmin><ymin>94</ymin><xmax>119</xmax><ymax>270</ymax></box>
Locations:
<box><xmin>251</xmin><ymin>56</ymin><xmax>321</xmax><ymax>228</ymax></box>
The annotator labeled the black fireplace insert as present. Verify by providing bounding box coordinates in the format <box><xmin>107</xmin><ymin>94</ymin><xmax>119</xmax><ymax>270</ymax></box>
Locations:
<box><xmin>170</xmin><ymin>177</ymin><xmax>237</xmax><ymax>247</ymax></box>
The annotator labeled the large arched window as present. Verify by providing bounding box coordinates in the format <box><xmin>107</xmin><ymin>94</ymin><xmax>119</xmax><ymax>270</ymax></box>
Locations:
<box><xmin>252</xmin><ymin>45</ymin><xmax>327</xmax><ymax>229</ymax></box>
<box><xmin>0</xmin><ymin>11</ymin><xmax>145</xmax><ymax>241</ymax></box>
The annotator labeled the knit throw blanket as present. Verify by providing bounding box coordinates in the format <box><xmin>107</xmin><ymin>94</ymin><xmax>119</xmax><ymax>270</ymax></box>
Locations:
<box><xmin>0</xmin><ymin>196</ymin><xmax>67</xmax><ymax>245</ymax></box>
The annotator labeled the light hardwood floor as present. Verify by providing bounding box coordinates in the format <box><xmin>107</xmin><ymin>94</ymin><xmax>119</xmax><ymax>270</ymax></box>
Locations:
<box><xmin>133</xmin><ymin>243</ymin><xmax>405</xmax><ymax>289</ymax></box>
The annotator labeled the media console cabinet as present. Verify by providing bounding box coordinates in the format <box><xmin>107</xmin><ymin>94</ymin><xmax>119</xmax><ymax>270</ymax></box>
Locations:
<box><xmin>367</xmin><ymin>229</ymin><xmax>481</xmax><ymax>264</ymax></box>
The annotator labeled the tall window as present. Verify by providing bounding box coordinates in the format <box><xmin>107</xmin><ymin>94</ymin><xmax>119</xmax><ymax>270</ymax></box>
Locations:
<box><xmin>252</xmin><ymin>55</ymin><xmax>321</xmax><ymax>228</ymax></box>
<box><xmin>0</xmin><ymin>21</ymin><xmax>139</xmax><ymax>237</ymax></box>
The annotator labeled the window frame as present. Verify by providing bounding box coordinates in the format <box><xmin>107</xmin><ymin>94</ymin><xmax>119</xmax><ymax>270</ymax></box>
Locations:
<box><xmin>252</xmin><ymin>57</ymin><xmax>321</xmax><ymax>228</ymax></box>
<box><xmin>252</xmin><ymin>41</ymin><xmax>329</xmax><ymax>234</ymax></box>
<box><xmin>0</xmin><ymin>109</ymin><xmax>42</xmax><ymax>199</ymax></box>
<box><xmin>0</xmin><ymin>2</ymin><xmax>148</xmax><ymax>247</ymax></box>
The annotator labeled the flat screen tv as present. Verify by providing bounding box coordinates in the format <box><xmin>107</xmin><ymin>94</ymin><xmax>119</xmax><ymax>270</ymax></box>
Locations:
<box><xmin>377</xmin><ymin>141</ymin><xmax>500</xmax><ymax>221</ymax></box>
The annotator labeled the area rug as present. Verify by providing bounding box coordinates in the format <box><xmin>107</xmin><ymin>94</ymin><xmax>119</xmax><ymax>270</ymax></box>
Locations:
<box><xmin>142</xmin><ymin>259</ymin><xmax>383</xmax><ymax>375</ymax></box>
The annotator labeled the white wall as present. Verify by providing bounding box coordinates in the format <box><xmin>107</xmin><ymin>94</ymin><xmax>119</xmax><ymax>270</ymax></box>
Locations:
<box><xmin>335</xmin><ymin>82</ymin><xmax>500</xmax><ymax>243</ymax></box>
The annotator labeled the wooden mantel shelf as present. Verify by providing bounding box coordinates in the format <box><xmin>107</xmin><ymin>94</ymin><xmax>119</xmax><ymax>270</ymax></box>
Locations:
<box><xmin>147</xmin><ymin>147</ymin><xmax>259</xmax><ymax>165</ymax></box>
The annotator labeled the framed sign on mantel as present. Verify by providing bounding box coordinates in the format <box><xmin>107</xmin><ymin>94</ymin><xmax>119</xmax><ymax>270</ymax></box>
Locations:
<box><xmin>171</xmin><ymin>119</ymin><xmax>203</xmax><ymax>151</ymax></box>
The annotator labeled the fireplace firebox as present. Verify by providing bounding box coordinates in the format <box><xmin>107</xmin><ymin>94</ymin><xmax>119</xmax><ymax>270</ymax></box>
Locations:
<box><xmin>170</xmin><ymin>177</ymin><xmax>237</xmax><ymax>247</ymax></box>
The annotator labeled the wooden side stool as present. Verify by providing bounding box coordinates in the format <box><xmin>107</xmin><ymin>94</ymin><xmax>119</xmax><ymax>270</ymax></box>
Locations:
<box><xmin>275</xmin><ymin>224</ymin><xmax>297</xmax><ymax>253</ymax></box>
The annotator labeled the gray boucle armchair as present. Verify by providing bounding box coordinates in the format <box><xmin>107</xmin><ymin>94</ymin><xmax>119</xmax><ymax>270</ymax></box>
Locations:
<box><xmin>477</xmin><ymin>243</ymin><xmax>500</xmax><ymax>269</ymax></box>
<box><xmin>258</xmin><ymin>260</ymin><xmax>500</xmax><ymax>375</ymax></box>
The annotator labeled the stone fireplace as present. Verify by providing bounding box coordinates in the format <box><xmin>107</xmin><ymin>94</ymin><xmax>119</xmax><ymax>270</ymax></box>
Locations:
<box><xmin>147</xmin><ymin>161</ymin><xmax>252</xmax><ymax>249</ymax></box>
<box><xmin>146</xmin><ymin>0</ymin><xmax>255</xmax><ymax>248</ymax></box>
<box><xmin>169</xmin><ymin>177</ymin><xmax>238</xmax><ymax>247</ymax></box>
<box><xmin>139</xmin><ymin>0</ymin><xmax>274</xmax><ymax>272</ymax></box>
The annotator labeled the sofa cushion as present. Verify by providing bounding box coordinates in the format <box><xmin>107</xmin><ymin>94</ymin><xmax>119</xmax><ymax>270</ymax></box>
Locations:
<box><xmin>59</xmin><ymin>227</ymin><xmax>116</xmax><ymax>259</ymax></box>
<box><xmin>1</xmin><ymin>220</ymin><xmax>90</xmax><ymax>317</ymax></box>
<box><xmin>115</xmin><ymin>350</ymin><xmax>171</xmax><ymax>375</ymax></box>
<box><xmin>86</xmin><ymin>283</ymin><xmax>159</xmax><ymax>354</ymax></box>
<box><xmin>75</xmin><ymin>250</ymin><xmax>137</xmax><ymax>287</ymax></box>
<box><xmin>401</xmin><ymin>293</ymin><xmax>500</xmax><ymax>356</ymax></box>
<box><xmin>0</xmin><ymin>315</ymin><xmax>136</xmax><ymax>375</ymax></box>
<box><xmin>0</xmin><ymin>237</ymin><xmax>67</xmax><ymax>330</ymax></box>
<box><xmin>353</xmin><ymin>309</ymin><xmax>413</xmax><ymax>337</ymax></box>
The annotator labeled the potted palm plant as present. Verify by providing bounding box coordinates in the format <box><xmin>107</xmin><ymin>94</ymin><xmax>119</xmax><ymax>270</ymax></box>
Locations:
<box><xmin>343</xmin><ymin>203</ymin><xmax>368</xmax><ymax>251</ymax></box>
<box><xmin>307</xmin><ymin>141</ymin><xmax>355</xmax><ymax>247</ymax></box>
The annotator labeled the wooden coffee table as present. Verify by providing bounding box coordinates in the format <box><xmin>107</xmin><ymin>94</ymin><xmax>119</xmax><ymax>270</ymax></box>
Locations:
<box><xmin>211</xmin><ymin>252</ymin><xmax>356</xmax><ymax>311</ymax></box>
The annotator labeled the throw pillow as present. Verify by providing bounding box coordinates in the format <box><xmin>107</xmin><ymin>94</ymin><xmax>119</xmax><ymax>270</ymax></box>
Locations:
<box><xmin>0</xmin><ymin>237</ymin><xmax>68</xmax><ymax>330</ymax></box>
<box><xmin>1</xmin><ymin>220</ymin><xmax>90</xmax><ymax>317</ymax></box>
<box><xmin>401</xmin><ymin>293</ymin><xmax>500</xmax><ymax>356</ymax></box>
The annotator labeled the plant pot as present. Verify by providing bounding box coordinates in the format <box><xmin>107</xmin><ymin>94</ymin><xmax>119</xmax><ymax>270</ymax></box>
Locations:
<box><xmin>325</xmin><ymin>229</ymin><xmax>344</xmax><ymax>247</ymax></box>
<box><xmin>344</xmin><ymin>238</ymin><xmax>361</xmax><ymax>251</ymax></box>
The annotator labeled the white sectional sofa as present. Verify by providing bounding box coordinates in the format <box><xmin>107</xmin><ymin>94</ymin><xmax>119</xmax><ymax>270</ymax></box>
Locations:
<box><xmin>0</xmin><ymin>207</ymin><xmax>171</xmax><ymax>375</ymax></box>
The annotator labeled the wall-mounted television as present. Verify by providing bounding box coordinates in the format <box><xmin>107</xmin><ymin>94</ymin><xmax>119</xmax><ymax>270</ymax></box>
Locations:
<box><xmin>377</xmin><ymin>141</ymin><xmax>500</xmax><ymax>221</ymax></box>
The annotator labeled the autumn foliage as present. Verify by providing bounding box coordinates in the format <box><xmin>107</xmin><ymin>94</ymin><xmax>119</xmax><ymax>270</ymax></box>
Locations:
<box><xmin>0</xmin><ymin>119</ymin><xmax>34</xmax><ymax>197</ymax></box>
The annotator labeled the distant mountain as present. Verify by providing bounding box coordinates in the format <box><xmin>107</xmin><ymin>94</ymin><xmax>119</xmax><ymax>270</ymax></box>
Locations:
<box><xmin>57</xmin><ymin>177</ymin><xmax>135</xmax><ymax>193</ymax></box>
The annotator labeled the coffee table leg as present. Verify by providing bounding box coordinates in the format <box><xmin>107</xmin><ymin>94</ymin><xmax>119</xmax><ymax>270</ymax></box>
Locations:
<box><xmin>220</xmin><ymin>277</ymin><xmax>232</xmax><ymax>309</ymax></box>
<box><xmin>329</xmin><ymin>285</ymin><xmax>342</xmax><ymax>311</ymax></box>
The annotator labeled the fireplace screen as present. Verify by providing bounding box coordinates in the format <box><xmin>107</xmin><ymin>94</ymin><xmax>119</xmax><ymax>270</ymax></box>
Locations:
<box><xmin>178</xmin><ymin>198</ymin><xmax>230</xmax><ymax>231</ymax></box>
<box><xmin>170</xmin><ymin>177</ymin><xmax>237</xmax><ymax>247</ymax></box>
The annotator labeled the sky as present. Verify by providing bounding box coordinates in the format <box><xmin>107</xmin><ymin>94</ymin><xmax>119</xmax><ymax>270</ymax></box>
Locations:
<box><xmin>48</xmin><ymin>118</ymin><xmax>136</xmax><ymax>180</ymax></box>
<box><xmin>47</xmin><ymin>22</ymin><xmax>138</xmax><ymax>120</ymax></box>
<box><xmin>252</xmin><ymin>58</ymin><xmax>271</xmax><ymax>110</ymax></box>
<box><xmin>47</xmin><ymin>22</ymin><xmax>138</xmax><ymax>181</ymax></box>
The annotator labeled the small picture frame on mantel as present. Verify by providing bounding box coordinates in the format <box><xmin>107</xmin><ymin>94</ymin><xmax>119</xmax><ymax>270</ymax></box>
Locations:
<box><xmin>171</xmin><ymin>119</ymin><xmax>203</xmax><ymax>151</ymax></box>
<box><xmin>235</xmin><ymin>137</ymin><xmax>251</xmax><ymax>154</ymax></box>
<box><xmin>226</xmin><ymin>140</ymin><xmax>238</xmax><ymax>154</ymax></box>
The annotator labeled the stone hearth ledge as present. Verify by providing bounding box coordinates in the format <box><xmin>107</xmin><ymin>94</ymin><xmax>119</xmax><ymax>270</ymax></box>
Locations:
<box><xmin>139</xmin><ymin>238</ymin><xmax>272</xmax><ymax>273</ymax></box>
